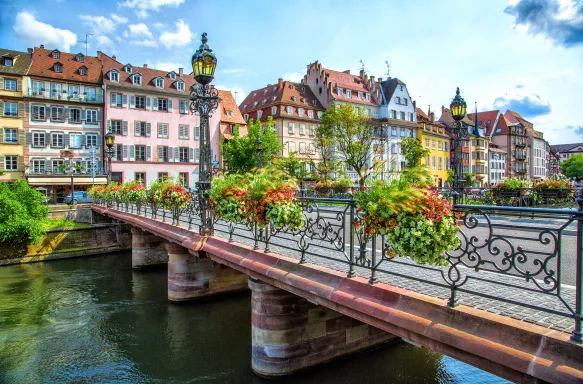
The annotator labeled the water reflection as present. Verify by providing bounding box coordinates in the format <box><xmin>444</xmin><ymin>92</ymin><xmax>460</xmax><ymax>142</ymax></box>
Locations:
<box><xmin>0</xmin><ymin>253</ymin><xmax>508</xmax><ymax>384</ymax></box>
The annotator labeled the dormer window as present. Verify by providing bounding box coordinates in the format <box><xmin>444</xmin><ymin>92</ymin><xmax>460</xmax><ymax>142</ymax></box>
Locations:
<box><xmin>291</xmin><ymin>96</ymin><xmax>297</xmax><ymax>102</ymax></box>
<box><xmin>317</xmin><ymin>111</ymin><xmax>323</xmax><ymax>120</ymax></box>
<box><xmin>366</xmin><ymin>93</ymin><xmax>370</xmax><ymax>101</ymax></box>
<box><xmin>169</xmin><ymin>72</ymin><xmax>176</xmax><ymax>80</ymax></box>
<box><xmin>308</xmin><ymin>110</ymin><xmax>313</xmax><ymax>118</ymax></box>
<box><xmin>253</xmin><ymin>102</ymin><xmax>258</xmax><ymax>108</ymax></box>
<box><xmin>272</xmin><ymin>86</ymin><xmax>276</xmax><ymax>92</ymax></box>
<box><xmin>244</xmin><ymin>114</ymin><xmax>249</xmax><ymax>122</ymax></box>
<box><xmin>3</xmin><ymin>58</ymin><xmax>13</xmax><ymax>67</ymax></box>
<box><xmin>155</xmin><ymin>78</ymin><xmax>164</xmax><ymax>88</ymax></box>
<box><xmin>346</xmin><ymin>90</ymin><xmax>352</xmax><ymax>98</ymax></box>
<box><xmin>54</xmin><ymin>63</ymin><xmax>63</xmax><ymax>73</ymax></box>
<box><xmin>76</xmin><ymin>54</ymin><xmax>84</xmax><ymax>63</ymax></box>
<box><xmin>298</xmin><ymin>108</ymin><xmax>304</xmax><ymax>117</ymax></box>
<box><xmin>358</xmin><ymin>92</ymin><xmax>363</xmax><ymax>100</ymax></box>
<box><xmin>262</xmin><ymin>99</ymin><xmax>266</xmax><ymax>105</ymax></box>
<box><xmin>52</xmin><ymin>50</ymin><xmax>60</xmax><ymax>59</ymax></box>
<box><xmin>286</xmin><ymin>106</ymin><xmax>292</xmax><ymax>114</ymax></box>
<box><xmin>125</xmin><ymin>65</ymin><xmax>132</xmax><ymax>73</ymax></box>
<box><xmin>177</xmin><ymin>81</ymin><xmax>185</xmax><ymax>91</ymax></box>
<box><xmin>79</xmin><ymin>66</ymin><xmax>87</xmax><ymax>76</ymax></box>
<box><xmin>133</xmin><ymin>74</ymin><xmax>142</xmax><ymax>86</ymax></box>
<box><xmin>226</xmin><ymin>111</ymin><xmax>233</xmax><ymax>117</ymax></box>
<box><xmin>257</xmin><ymin>110</ymin><xmax>263</xmax><ymax>119</ymax></box>
<box><xmin>109</xmin><ymin>71</ymin><xmax>119</xmax><ymax>82</ymax></box>
<box><xmin>337</xmin><ymin>88</ymin><xmax>343</xmax><ymax>96</ymax></box>
<box><xmin>271</xmin><ymin>106</ymin><xmax>277</xmax><ymax>115</ymax></box>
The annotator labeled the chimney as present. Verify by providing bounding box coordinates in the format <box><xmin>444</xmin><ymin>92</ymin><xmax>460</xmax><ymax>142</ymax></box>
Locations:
<box><xmin>430</xmin><ymin>112</ymin><xmax>435</xmax><ymax>122</ymax></box>
<box><xmin>442</xmin><ymin>105</ymin><xmax>445</xmax><ymax>114</ymax></box>
<box><xmin>112</xmin><ymin>55</ymin><xmax>116</xmax><ymax>61</ymax></box>
<box><xmin>378</xmin><ymin>78</ymin><xmax>383</xmax><ymax>83</ymax></box>
<box><xmin>278</xmin><ymin>78</ymin><xmax>283</xmax><ymax>90</ymax></box>
<box><xmin>413</xmin><ymin>100</ymin><xmax>416</xmax><ymax>109</ymax></box>
<box><xmin>40</xmin><ymin>44</ymin><xmax>44</xmax><ymax>49</ymax></box>
<box><xmin>370</xmin><ymin>76</ymin><xmax>375</xmax><ymax>82</ymax></box>
<box><xmin>360</xmin><ymin>69</ymin><xmax>365</xmax><ymax>78</ymax></box>
<box><xmin>27</xmin><ymin>48</ymin><xmax>33</xmax><ymax>53</ymax></box>
<box><xmin>343</xmin><ymin>70</ymin><xmax>350</xmax><ymax>74</ymax></box>
<box><xmin>179</xmin><ymin>67</ymin><xmax>183</xmax><ymax>77</ymax></box>
<box><xmin>143</xmin><ymin>64</ymin><xmax>148</xmax><ymax>68</ymax></box>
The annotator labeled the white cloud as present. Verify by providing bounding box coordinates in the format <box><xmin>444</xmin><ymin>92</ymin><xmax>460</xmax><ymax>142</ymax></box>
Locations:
<box><xmin>95</xmin><ymin>35</ymin><xmax>114</xmax><ymax>48</ymax></box>
<box><xmin>13</xmin><ymin>11</ymin><xmax>77</xmax><ymax>51</ymax></box>
<box><xmin>159</xmin><ymin>19</ymin><xmax>194</xmax><ymax>49</ymax></box>
<box><xmin>216</xmin><ymin>85</ymin><xmax>246</xmax><ymax>105</ymax></box>
<box><xmin>282</xmin><ymin>72</ymin><xmax>303</xmax><ymax>83</ymax></box>
<box><xmin>128</xmin><ymin>23</ymin><xmax>153</xmax><ymax>39</ymax></box>
<box><xmin>135</xmin><ymin>39</ymin><xmax>158</xmax><ymax>47</ymax></box>
<box><xmin>155</xmin><ymin>61</ymin><xmax>181</xmax><ymax>71</ymax></box>
<box><xmin>221</xmin><ymin>68</ymin><xmax>247</xmax><ymax>74</ymax></box>
<box><xmin>80</xmin><ymin>14</ymin><xmax>127</xmax><ymax>34</ymax></box>
<box><xmin>119</xmin><ymin>0</ymin><xmax>185</xmax><ymax>18</ymax></box>
<box><xmin>153</xmin><ymin>22</ymin><xmax>165</xmax><ymax>30</ymax></box>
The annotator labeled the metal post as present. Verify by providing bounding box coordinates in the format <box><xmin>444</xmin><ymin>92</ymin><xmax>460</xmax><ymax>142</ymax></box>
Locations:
<box><xmin>571</xmin><ymin>188</ymin><xmax>583</xmax><ymax>343</ymax></box>
<box><xmin>348</xmin><ymin>200</ymin><xmax>355</xmax><ymax>278</ymax></box>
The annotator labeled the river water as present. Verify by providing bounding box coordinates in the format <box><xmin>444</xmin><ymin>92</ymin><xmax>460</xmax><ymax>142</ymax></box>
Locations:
<box><xmin>0</xmin><ymin>253</ymin><xmax>508</xmax><ymax>384</ymax></box>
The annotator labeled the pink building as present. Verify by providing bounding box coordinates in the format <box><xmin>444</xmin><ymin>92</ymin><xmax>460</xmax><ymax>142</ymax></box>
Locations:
<box><xmin>99</xmin><ymin>52</ymin><xmax>221</xmax><ymax>188</ymax></box>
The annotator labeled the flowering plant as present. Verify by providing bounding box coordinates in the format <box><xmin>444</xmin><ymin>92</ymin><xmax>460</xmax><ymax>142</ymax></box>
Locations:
<box><xmin>160</xmin><ymin>181</ymin><xmax>191</xmax><ymax>210</ymax></box>
<box><xmin>88</xmin><ymin>185</ymin><xmax>106</xmax><ymax>200</ymax></box>
<box><xmin>121</xmin><ymin>180</ymin><xmax>147</xmax><ymax>205</ymax></box>
<box><xmin>209</xmin><ymin>174</ymin><xmax>249</xmax><ymax>223</ymax></box>
<box><xmin>533</xmin><ymin>179</ymin><xmax>571</xmax><ymax>190</ymax></box>
<box><xmin>105</xmin><ymin>183</ymin><xmax>122</xmax><ymax>201</ymax></box>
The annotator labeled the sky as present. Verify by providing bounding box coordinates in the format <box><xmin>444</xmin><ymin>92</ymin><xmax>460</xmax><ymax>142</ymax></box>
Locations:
<box><xmin>0</xmin><ymin>0</ymin><xmax>582</xmax><ymax>144</ymax></box>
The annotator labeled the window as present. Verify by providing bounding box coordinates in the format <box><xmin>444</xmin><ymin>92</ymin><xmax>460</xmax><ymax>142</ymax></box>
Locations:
<box><xmin>158</xmin><ymin>98</ymin><xmax>168</xmax><ymax>111</ymax></box>
<box><xmin>133</xmin><ymin>75</ymin><xmax>142</xmax><ymax>85</ymax></box>
<box><xmin>177</xmin><ymin>81</ymin><xmax>184</xmax><ymax>91</ymax></box>
<box><xmin>289</xmin><ymin>142</ymin><xmax>296</xmax><ymax>152</ymax></box>
<box><xmin>179</xmin><ymin>100</ymin><xmax>188</xmax><ymax>114</ymax></box>
<box><xmin>299</xmin><ymin>142</ymin><xmax>306</xmax><ymax>154</ymax></box>
<box><xmin>424</xmin><ymin>138</ymin><xmax>429</xmax><ymax>148</ymax></box>
<box><xmin>444</xmin><ymin>142</ymin><xmax>449</xmax><ymax>152</ymax></box>
<box><xmin>69</xmin><ymin>85</ymin><xmax>80</xmax><ymax>98</ymax></box>
<box><xmin>309</xmin><ymin>126</ymin><xmax>315</xmax><ymax>136</ymax></box>
<box><xmin>432</xmin><ymin>140</ymin><xmax>436</xmax><ymax>149</ymax></box>
<box><xmin>86</xmin><ymin>110</ymin><xmax>98</xmax><ymax>124</ymax></box>
<box><xmin>158</xmin><ymin>146</ymin><xmax>169</xmax><ymax>162</ymax></box>
<box><xmin>32</xmin><ymin>132</ymin><xmax>46</xmax><ymax>147</ymax></box>
<box><xmin>432</xmin><ymin>156</ymin><xmax>436</xmax><ymax>169</ymax></box>
<box><xmin>32</xmin><ymin>105</ymin><xmax>46</xmax><ymax>120</ymax></box>
<box><xmin>158</xmin><ymin>172</ymin><xmax>168</xmax><ymax>180</ymax></box>
<box><xmin>135</xmin><ymin>145</ymin><xmax>146</xmax><ymax>161</ymax></box>
<box><xmin>366</xmin><ymin>93</ymin><xmax>370</xmax><ymax>101</ymax></box>
<box><xmin>4</xmin><ymin>102</ymin><xmax>18</xmax><ymax>117</ymax></box>
<box><xmin>69</xmin><ymin>108</ymin><xmax>81</xmax><ymax>123</ymax></box>
<box><xmin>309</xmin><ymin>143</ymin><xmax>315</xmax><ymax>153</ymax></box>
<box><xmin>52</xmin><ymin>51</ymin><xmax>60</xmax><ymax>59</ymax></box>
<box><xmin>299</xmin><ymin>124</ymin><xmax>305</xmax><ymax>135</ymax></box>
<box><xmin>54</xmin><ymin>64</ymin><xmax>62</xmax><ymax>73</ymax></box>
<box><xmin>288</xmin><ymin>122</ymin><xmax>295</xmax><ymax>134</ymax></box>
<box><xmin>135</xmin><ymin>172</ymin><xmax>146</xmax><ymax>183</ymax></box>
<box><xmin>194</xmin><ymin>148</ymin><xmax>200</xmax><ymax>162</ymax></box>
<box><xmin>3</xmin><ymin>128</ymin><xmax>17</xmax><ymax>143</ymax></box>
<box><xmin>346</xmin><ymin>90</ymin><xmax>352</xmax><ymax>98</ymax></box>
<box><xmin>51</xmin><ymin>159</ymin><xmax>65</xmax><ymax>173</ymax></box>
<box><xmin>438</xmin><ymin>141</ymin><xmax>443</xmax><ymax>150</ymax></box>
<box><xmin>135</xmin><ymin>122</ymin><xmax>147</xmax><ymax>137</ymax></box>
<box><xmin>286</xmin><ymin>106</ymin><xmax>292</xmax><ymax>114</ymax></box>
<box><xmin>391</xmin><ymin>110</ymin><xmax>397</xmax><ymax>119</ymax></box>
<box><xmin>4</xmin><ymin>155</ymin><xmax>17</xmax><ymax>170</ymax></box>
<box><xmin>69</xmin><ymin>133</ymin><xmax>82</xmax><ymax>148</ymax></box>
<box><xmin>156</xmin><ymin>78</ymin><xmax>164</xmax><ymax>88</ymax></box>
<box><xmin>337</xmin><ymin>88</ymin><xmax>343</xmax><ymax>96</ymax></box>
<box><xmin>157</xmin><ymin>123</ymin><xmax>169</xmax><ymax>138</ymax></box>
<box><xmin>51</xmin><ymin>132</ymin><xmax>64</xmax><ymax>148</ymax></box>
<box><xmin>111</xmin><ymin>120</ymin><xmax>122</xmax><ymax>134</ymax></box>
<box><xmin>400</xmin><ymin>111</ymin><xmax>406</xmax><ymax>120</ymax></box>
<box><xmin>110</xmin><ymin>71</ymin><xmax>119</xmax><ymax>82</ymax></box>
<box><xmin>79</xmin><ymin>67</ymin><xmax>87</xmax><ymax>76</ymax></box>
<box><xmin>298</xmin><ymin>108</ymin><xmax>304</xmax><ymax>117</ymax></box>
<box><xmin>179</xmin><ymin>147</ymin><xmax>189</xmax><ymax>162</ymax></box>
<box><xmin>5</xmin><ymin>79</ymin><xmax>16</xmax><ymax>91</ymax></box>
<box><xmin>257</xmin><ymin>110</ymin><xmax>263</xmax><ymax>119</ymax></box>
<box><xmin>358</xmin><ymin>92</ymin><xmax>363</xmax><ymax>100</ymax></box>
<box><xmin>179</xmin><ymin>125</ymin><xmax>189</xmax><ymax>139</ymax></box>
<box><xmin>85</xmin><ymin>134</ymin><xmax>97</xmax><ymax>147</ymax></box>
<box><xmin>4</xmin><ymin>58</ymin><xmax>13</xmax><ymax>67</ymax></box>
<box><xmin>111</xmin><ymin>93</ymin><xmax>122</xmax><ymax>107</ymax></box>
<box><xmin>32</xmin><ymin>159</ymin><xmax>45</xmax><ymax>173</ymax></box>
<box><xmin>307</xmin><ymin>110</ymin><xmax>313</xmax><ymax>118</ymax></box>
<box><xmin>271</xmin><ymin>106</ymin><xmax>277</xmax><ymax>115</ymax></box>
<box><xmin>135</xmin><ymin>96</ymin><xmax>146</xmax><ymax>109</ymax></box>
<box><xmin>439</xmin><ymin>157</ymin><xmax>443</xmax><ymax>170</ymax></box>
<box><xmin>317</xmin><ymin>111</ymin><xmax>322</xmax><ymax>120</ymax></box>
<box><xmin>179</xmin><ymin>172</ymin><xmax>189</xmax><ymax>187</ymax></box>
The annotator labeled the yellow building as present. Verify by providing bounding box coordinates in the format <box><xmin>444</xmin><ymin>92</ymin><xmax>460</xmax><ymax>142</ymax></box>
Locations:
<box><xmin>470</xmin><ymin>135</ymin><xmax>489</xmax><ymax>187</ymax></box>
<box><xmin>0</xmin><ymin>49</ymin><xmax>30</xmax><ymax>182</ymax></box>
<box><xmin>417</xmin><ymin>108</ymin><xmax>450</xmax><ymax>188</ymax></box>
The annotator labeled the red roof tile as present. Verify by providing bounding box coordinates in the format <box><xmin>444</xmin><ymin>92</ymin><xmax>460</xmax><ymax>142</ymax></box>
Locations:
<box><xmin>28</xmin><ymin>47</ymin><xmax>102</xmax><ymax>84</ymax></box>
<box><xmin>239</xmin><ymin>80</ymin><xmax>324</xmax><ymax>116</ymax></box>
<box><xmin>472</xmin><ymin>110</ymin><xmax>500</xmax><ymax>136</ymax></box>
<box><xmin>218</xmin><ymin>90</ymin><xmax>246</xmax><ymax>126</ymax></box>
<box><xmin>325</xmin><ymin>69</ymin><xmax>379</xmax><ymax>106</ymax></box>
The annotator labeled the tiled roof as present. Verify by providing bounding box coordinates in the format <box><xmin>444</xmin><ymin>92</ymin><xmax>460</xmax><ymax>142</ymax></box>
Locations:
<box><xmin>218</xmin><ymin>90</ymin><xmax>246</xmax><ymax>125</ymax></box>
<box><xmin>0</xmin><ymin>48</ymin><xmax>31</xmax><ymax>75</ymax></box>
<box><xmin>100</xmin><ymin>52</ymin><xmax>195</xmax><ymax>95</ymax></box>
<box><xmin>438</xmin><ymin>107</ymin><xmax>475</xmax><ymax>127</ymax></box>
<box><xmin>416</xmin><ymin>107</ymin><xmax>430</xmax><ymax>121</ymax></box>
<box><xmin>28</xmin><ymin>47</ymin><xmax>102</xmax><ymax>83</ymax></box>
<box><xmin>551</xmin><ymin>143</ymin><xmax>583</xmax><ymax>153</ymax></box>
<box><xmin>472</xmin><ymin>110</ymin><xmax>500</xmax><ymax>136</ymax></box>
<box><xmin>324</xmin><ymin>69</ymin><xmax>378</xmax><ymax>106</ymax></box>
<box><xmin>528</xmin><ymin>127</ymin><xmax>544</xmax><ymax>139</ymax></box>
<box><xmin>239</xmin><ymin>80</ymin><xmax>324</xmax><ymax>113</ymax></box>
<box><xmin>379</xmin><ymin>78</ymin><xmax>406</xmax><ymax>104</ymax></box>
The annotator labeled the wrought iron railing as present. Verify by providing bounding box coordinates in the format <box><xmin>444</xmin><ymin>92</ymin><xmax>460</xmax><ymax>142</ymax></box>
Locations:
<box><xmin>27</xmin><ymin>169</ymin><xmax>108</xmax><ymax>176</ymax></box>
<box><xmin>26</xmin><ymin>90</ymin><xmax>104</xmax><ymax>104</ymax></box>
<box><xmin>95</xmin><ymin>192</ymin><xmax>583</xmax><ymax>343</ymax></box>
<box><xmin>436</xmin><ymin>187</ymin><xmax>578</xmax><ymax>209</ymax></box>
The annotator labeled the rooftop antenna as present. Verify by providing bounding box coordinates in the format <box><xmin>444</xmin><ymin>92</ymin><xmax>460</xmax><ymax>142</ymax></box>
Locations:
<box><xmin>84</xmin><ymin>33</ymin><xmax>93</xmax><ymax>56</ymax></box>
<box><xmin>233</xmin><ymin>90</ymin><xmax>239</xmax><ymax>102</ymax></box>
<box><xmin>384</xmin><ymin>60</ymin><xmax>391</xmax><ymax>78</ymax></box>
<box><xmin>359</xmin><ymin>59</ymin><xmax>366</xmax><ymax>74</ymax></box>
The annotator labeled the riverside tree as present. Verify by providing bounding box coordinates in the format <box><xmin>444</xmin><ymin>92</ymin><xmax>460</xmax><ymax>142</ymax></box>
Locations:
<box><xmin>317</xmin><ymin>103</ymin><xmax>380</xmax><ymax>186</ymax></box>
<box><xmin>221</xmin><ymin>116</ymin><xmax>282</xmax><ymax>174</ymax></box>
<box><xmin>561</xmin><ymin>153</ymin><xmax>583</xmax><ymax>180</ymax></box>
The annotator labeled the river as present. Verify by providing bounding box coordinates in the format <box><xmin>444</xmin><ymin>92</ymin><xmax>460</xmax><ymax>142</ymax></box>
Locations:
<box><xmin>0</xmin><ymin>253</ymin><xmax>508</xmax><ymax>383</ymax></box>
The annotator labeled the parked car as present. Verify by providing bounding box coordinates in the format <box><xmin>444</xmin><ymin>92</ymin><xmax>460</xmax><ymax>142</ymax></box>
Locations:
<box><xmin>64</xmin><ymin>191</ymin><xmax>93</xmax><ymax>205</ymax></box>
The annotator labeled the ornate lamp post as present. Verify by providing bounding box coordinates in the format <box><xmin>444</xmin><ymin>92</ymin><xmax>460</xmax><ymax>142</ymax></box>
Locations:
<box><xmin>104</xmin><ymin>129</ymin><xmax>115</xmax><ymax>184</ymax></box>
<box><xmin>255</xmin><ymin>137</ymin><xmax>263</xmax><ymax>168</ymax></box>
<box><xmin>190</xmin><ymin>32</ymin><xmax>219</xmax><ymax>235</ymax></box>
<box><xmin>446</xmin><ymin>87</ymin><xmax>468</xmax><ymax>201</ymax></box>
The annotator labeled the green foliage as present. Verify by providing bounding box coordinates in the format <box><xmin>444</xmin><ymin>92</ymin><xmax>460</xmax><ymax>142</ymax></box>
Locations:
<box><xmin>561</xmin><ymin>154</ymin><xmax>583</xmax><ymax>179</ymax></box>
<box><xmin>0</xmin><ymin>180</ymin><xmax>48</xmax><ymax>246</ymax></box>
<box><xmin>492</xmin><ymin>178</ymin><xmax>531</xmax><ymax>189</ymax></box>
<box><xmin>465</xmin><ymin>173</ymin><xmax>475</xmax><ymax>186</ymax></box>
<box><xmin>401</xmin><ymin>138</ymin><xmax>430</xmax><ymax>168</ymax></box>
<box><xmin>209</xmin><ymin>173</ymin><xmax>249</xmax><ymax>223</ymax></box>
<box><xmin>276</xmin><ymin>152</ymin><xmax>311</xmax><ymax>180</ymax></box>
<box><xmin>221</xmin><ymin>117</ymin><xmax>283</xmax><ymax>173</ymax></box>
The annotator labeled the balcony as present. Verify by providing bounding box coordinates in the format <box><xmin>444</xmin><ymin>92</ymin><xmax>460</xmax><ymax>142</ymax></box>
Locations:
<box><xmin>515</xmin><ymin>139</ymin><xmax>527</xmax><ymax>147</ymax></box>
<box><xmin>515</xmin><ymin>152</ymin><xmax>527</xmax><ymax>160</ymax></box>
<box><xmin>26</xmin><ymin>90</ymin><xmax>104</xmax><ymax>104</ymax></box>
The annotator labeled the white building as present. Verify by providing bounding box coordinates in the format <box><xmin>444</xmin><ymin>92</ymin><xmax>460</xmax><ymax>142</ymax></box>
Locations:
<box><xmin>489</xmin><ymin>147</ymin><xmax>506</xmax><ymax>185</ymax></box>
<box><xmin>529</xmin><ymin>130</ymin><xmax>548</xmax><ymax>180</ymax></box>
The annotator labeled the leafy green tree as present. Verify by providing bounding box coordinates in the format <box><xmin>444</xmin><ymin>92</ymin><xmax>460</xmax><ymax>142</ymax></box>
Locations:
<box><xmin>319</xmin><ymin>103</ymin><xmax>380</xmax><ymax>186</ymax></box>
<box><xmin>221</xmin><ymin>117</ymin><xmax>282</xmax><ymax>174</ymax></box>
<box><xmin>401</xmin><ymin>138</ymin><xmax>430</xmax><ymax>167</ymax></box>
<box><xmin>561</xmin><ymin>154</ymin><xmax>583</xmax><ymax>180</ymax></box>
<box><xmin>465</xmin><ymin>173</ymin><xmax>476</xmax><ymax>187</ymax></box>
<box><xmin>276</xmin><ymin>152</ymin><xmax>311</xmax><ymax>180</ymax></box>
<box><xmin>0</xmin><ymin>180</ymin><xmax>48</xmax><ymax>246</ymax></box>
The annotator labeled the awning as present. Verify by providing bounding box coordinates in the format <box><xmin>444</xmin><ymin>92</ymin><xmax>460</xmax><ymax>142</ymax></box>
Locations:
<box><xmin>27</xmin><ymin>176</ymin><xmax>107</xmax><ymax>185</ymax></box>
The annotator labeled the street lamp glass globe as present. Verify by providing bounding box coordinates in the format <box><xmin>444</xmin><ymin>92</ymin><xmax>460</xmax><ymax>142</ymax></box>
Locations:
<box><xmin>191</xmin><ymin>32</ymin><xmax>217</xmax><ymax>85</ymax></box>
<box><xmin>255</xmin><ymin>137</ymin><xmax>263</xmax><ymax>151</ymax></box>
<box><xmin>450</xmin><ymin>87</ymin><xmax>467</xmax><ymax>121</ymax></box>
<box><xmin>105</xmin><ymin>131</ymin><xmax>115</xmax><ymax>149</ymax></box>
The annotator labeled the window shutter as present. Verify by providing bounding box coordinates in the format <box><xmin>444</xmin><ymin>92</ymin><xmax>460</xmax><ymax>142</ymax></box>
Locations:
<box><xmin>26</xmin><ymin>132</ymin><xmax>32</xmax><ymax>144</ymax></box>
<box><xmin>106</xmin><ymin>119</ymin><xmax>111</xmax><ymax>132</ymax></box>
<box><xmin>123</xmin><ymin>121</ymin><xmax>128</xmax><ymax>135</ymax></box>
<box><xmin>80</xmin><ymin>109</ymin><xmax>86</xmax><ymax>121</ymax></box>
<box><xmin>80</xmin><ymin>134</ymin><xmax>85</xmax><ymax>147</ymax></box>
<box><xmin>135</xmin><ymin>121</ymin><xmax>140</xmax><ymax>136</ymax></box>
<box><xmin>189</xmin><ymin>148</ymin><xmax>194</xmax><ymax>163</ymax></box>
<box><xmin>96</xmin><ymin>110</ymin><xmax>102</xmax><ymax>122</ymax></box>
<box><xmin>96</xmin><ymin>134</ymin><xmax>101</xmax><ymax>146</ymax></box>
<box><xmin>194</xmin><ymin>126</ymin><xmax>200</xmax><ymax>140</ymax></box>
<box><xmin>174</xmin><ymin>147</ymin><xmax>179</xmax><ymax>162</ymax></box>
<box><xmin>179</xmin><ymin>100</ymin><xmax>185</xmax><ymax>114</ymax></box>
<box><xmin>130</xmin><ymin>95</ymin><xmax>135</xmax><ymax>108</ymax></box>
<box><xmin>0</xmin><ymin>129</ymin><xmax>3</xmax><ymax>143</ymax></box>
<box><xmin>17</xmin><ymin>156</ymin><xmax>24</xmax><ymax>171</ymax></box>
<box><xmin>0</xmin><ymin>78</ymin><xmax>3</xmax><ymax>90</ymax></box>
<box><xmin>122</xmin><ymin>94</ymin><xmax>128</xmax><ymax>108</ymax></box>
<box><xmin>152</xmin><ymin>97</ymin><xmax>158</xmax><ymax>111</ymax></box>
<box><xmin>168</xmin><ymin>147</ymin><xmax>174</xmax><ymax>162</ymax></box>
<box><xmin>146</xmin><ymin>97</ymin><xmax>151</xmax><ymax>110</ymax></box>
<box><xmin>0</xmin><ymin>102</ymin><xmax>3</xmax><ymax>115</ymax></box>
<box><xmin>18</xmin><ymin>129</ymin><xmax>24</xmax><ymax>145</ymax></box>
<box><xmin>18</xmin><ymin>102</ymin><xmax>24</xmax><ymax>118</ymax></box>
<box><xmin>168</xmin><ymin>99</ymin><xmax>173</xmax><ymax>112</ymax></box>
<box><xmin>64</xmin><ymin>134</ymin><xmax>70</xmax><ymax>148</ymax></box>
<box><xmin>123</xmin><ymin>145</ymin><xmax>129</xmax><ymax>161</ymax></box>
<box><xmin>146</xmin><ymin>122</ymin><xmax>151</xmax><ymax>137</ymax></box>
<box><xmin>129</xmin><ymin>145</ymin><xmax>135</xmax><ymax>161</ymax></box>
<box><xmin>195</xmin><ymin>148</ymin><xmax>200</xmax><ymax>162</ymax></box>
<box><xmin>146</xmin><ymin>146</ymin><xmax>152</xmax><ymax>161</ymax></box>
<box><xmin>44</xmin><ymin>132</ymin><xmax>49</xmax><ymax>147</ymax></box>
<box><xmin>157</xmin><ymin>146</ymin><xmax>163</xmax><ymax>162</ymax></box>
<box><xmin>17</xmin><ymin>79</ymin><xmax>22</xmax><ymax>91</ymax></box>
<box><xmin>110</xmin><ymin>93</ymin><xmax>116</xmax><ymax>106</ymax></box>
<box><xmin>0</xmin><ymin>156</ymin><xmax>3</xmax><ymax>171</ymax></box>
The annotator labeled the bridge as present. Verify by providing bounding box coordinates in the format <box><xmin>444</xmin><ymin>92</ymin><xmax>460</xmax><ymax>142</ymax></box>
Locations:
<box><xmin>92</xmin><ymin>197</ymin><xmax>583</xmax><ymax>383</ymax></box>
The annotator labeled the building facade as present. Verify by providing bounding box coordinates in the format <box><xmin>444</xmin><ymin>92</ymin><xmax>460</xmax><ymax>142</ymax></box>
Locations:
<box><xmin>217</xmin><ymin>90</ymin><xmax>247</xmax><ymax>169</ymax></box>
<box><xmin>417</xmin><ymin>108</ymin><xmax>449</xmax><ymax>187</ymax></box>
<box><xmin>550</xmin><ymin>143</ymin><xmax>583</xmax><ymax>162</ymax></box>
<box><xmin>0</xmin><ymin>48</ymin><xmax>30</xmax><ymax>182</ymax></box>
<box><xmin>24</xmin><ymin>46</ymin><xmax>106</xmax><ymax>203</ymax></box>
<box><xmin>100</xmin><ymin>53</ymin><xmax>220</xmax><ymax>187</ymax></box>
<box><xmin>489</xmin><ymin>146</ymin><xmax>507</xmax><ymax>185</ymax></box>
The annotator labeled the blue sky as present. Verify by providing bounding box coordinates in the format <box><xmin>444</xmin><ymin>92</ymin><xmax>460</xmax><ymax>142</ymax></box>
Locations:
<box><xmin>1</xmin><ymin>0</ymin><xmax>582</xmax><ymax>144</ymax></box>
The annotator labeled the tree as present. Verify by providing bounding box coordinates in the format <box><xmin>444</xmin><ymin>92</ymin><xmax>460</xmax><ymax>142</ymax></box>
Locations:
<box><xmin>313</xmin><ymin>118</ymin><xmax>341</xmax><ymax>182</ymax></box>
<box><xmin>221</xmin><ymin>116</ymin><xmax>282</xmax><ymax>174</ymax></box>
<box><xmin>401</xmin><ymin>138</ymin><xmax>430</xmax><ymax>167</ymax></box>
<box><xmin>465</xmin><ymin>173</ymin><xmax>476</xmax><ymax>187</ymax></box>
<box><xmin>561</xmin><ymin>154</ymin><xmax>583</xmax><ymax>180</ymax></box>
<box><xmin>276</xmin><ymin>152</ymin><xmax>311</xmax><ymax>180</ymax></box>
<box><xmin>319</xmin><ymin>103</ymin><xmax>380</xmax><ymax>186</ymax></box>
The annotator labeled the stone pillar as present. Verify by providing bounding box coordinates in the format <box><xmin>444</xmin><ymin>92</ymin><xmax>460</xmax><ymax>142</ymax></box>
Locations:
<box><xmin>116</xmin><ymin>223</ymin><xmax>132</xmax><ymax>248</ymax></box>
<box><xmin>131</xmin><ymin>227</ymin><xmax>168</xmax><ymax>269</ymax></box>
<box><xmin>249</xmin><ymin>278</ymin><xmax>397</xmax><ymax>377</ymax></box>
<box><xmin>167</xmin><ymin>246</ymin><xmax>248</xmax><ymax>302</ymax></box>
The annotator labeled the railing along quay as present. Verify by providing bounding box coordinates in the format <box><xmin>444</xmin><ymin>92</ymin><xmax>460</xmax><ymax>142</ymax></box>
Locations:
<box><xmin>97</xmin><ymin>191</ymin><xmax>583</xmax><ymax>343</ymax></box>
